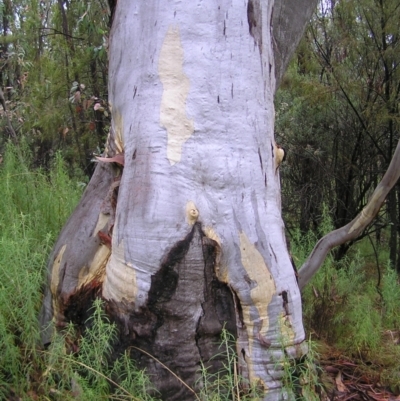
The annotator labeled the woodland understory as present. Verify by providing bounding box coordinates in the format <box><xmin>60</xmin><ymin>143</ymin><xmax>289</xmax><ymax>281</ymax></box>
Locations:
<box><xmin>1</xmin><ymin>0</ymin><xmax>400</xmax><ymax>400</ymax></box>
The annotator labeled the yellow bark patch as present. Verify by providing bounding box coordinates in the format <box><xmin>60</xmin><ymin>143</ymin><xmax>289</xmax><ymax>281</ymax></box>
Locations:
<box><xmin>50</xmin><ymin>244</ymin><xmax>67</xmax><ymax>320</ymax></box>
<box><xmin>92</xmin><ymin>213</ymin><xmax>110</xmax><ymax>237</ymax></box>
<box><xmin>272</xmin><ymin>142</ymin><xmax>281</xmax><ymax>171</ymax></box>
<box><xmin>239</xmin><ymin>232</ymin><xmax>276</xmax><ymax>384</ymax></box>
<box><xmin>239</xmin><ymin>232</ymin><xmax>276</xmax><ymax>336</ymax></box>
<box><xmin>159</xmin><ymin>26</ymin><xmax>194</xmax><ymax>165</ymax></box>
<box><xmin>186</xmin><ymin>201</ymin><xmax>199</xmax><ymax>225</ymax></box>
<box><xmin>77</xmin><ymin>245</ymin><xmax>111</xmax><ymax>289</ymax></box>
<box><xmin>113</xmin><ymin>110</ymin><xmax>124</xmax><ymax>154</ymax></box>
<box><xmin>104</xmin><ymin>109</ymin><xmax>124</xmax><ymax>156</ymax></box>
<box><xmin>204</xmin><ymin>226</ymin><xmax>227</xmax><ymax>282</ymax></box>
<box><xmin>102</xmin><ymin>241</ymin><xmax>137</xmax><ymax>304</ymax></box>
<box><xmin>50</xmin><ymin>244</ymin><xmax>67</xmax><ymax>297</ymax></box>
<box><xmin>203</xmin><ymin>226</ymin><xmax>220</xmax><ymax>245</ymax></box>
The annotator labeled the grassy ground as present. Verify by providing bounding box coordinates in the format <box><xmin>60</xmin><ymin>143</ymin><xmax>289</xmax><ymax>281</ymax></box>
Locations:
<box><xmin>0</xmin><ymin>145</ymin><xmax>158</xmax><ymax>400</ymax></box>
<box><xmin>292</xmin><ymin>220</ymin><xmax>400</xmax><ymax>397</ymax></box>
<box><xmin>1</xmin><ymin>144</ymin><xmax>400</xmax><ymax>400</ymax></box>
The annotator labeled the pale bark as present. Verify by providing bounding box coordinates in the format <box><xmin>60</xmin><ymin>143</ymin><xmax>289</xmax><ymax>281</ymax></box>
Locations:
<box><xmin>272</xmin><ymin>0</ymin><xmax>319</xmax><ymax>87</ymax></box>
<box><xmin>298</xmin><ymin>138</ymin><xmax>400</xmax><ymax>290</ymax></box>
<box><xmin>105</xmin><ymin>2</ymin><xmax>305</xmax><ymax>397</ymax></box>
<box><xmin>40</xmin><ymin>1</ymin><xmax>318</xmax><ymax>400</ymax></box>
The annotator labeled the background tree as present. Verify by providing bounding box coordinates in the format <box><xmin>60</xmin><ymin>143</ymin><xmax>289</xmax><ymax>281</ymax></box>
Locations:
<box><xmin>0</xmin><ymin>0</ymin><xmax>110</xmax><ymax>174</ymax></box>
<box><xmin>275</xmin><ymin>0</ymin><xmax>400</xmax><ymax>265</ymax></box>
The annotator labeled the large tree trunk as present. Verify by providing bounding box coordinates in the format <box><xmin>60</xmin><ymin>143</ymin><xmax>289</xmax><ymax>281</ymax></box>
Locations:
<box><xmin>40</xmin><ymin>1</ymin><xmax>318</xmax><ymax>399</ymax></box>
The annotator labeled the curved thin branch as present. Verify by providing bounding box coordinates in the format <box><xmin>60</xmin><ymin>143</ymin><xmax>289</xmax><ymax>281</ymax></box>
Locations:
<box><xmin>298</xmin><ymin>137</ymin><xmax>400</xmax><ymax>290</ymax></box>
<box><xmin>39</xmin><ymin>27</ymin><xmax>85</xmax><ymax>41</ymax></box>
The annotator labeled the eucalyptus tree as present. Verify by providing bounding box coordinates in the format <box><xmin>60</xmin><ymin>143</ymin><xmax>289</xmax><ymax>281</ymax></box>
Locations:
<box><xmin>39</xmin><ymin>0</ymin><xmax>400</xmax><ymax>400</ymax></box>
<box><xmin>41</xmin><ymin>0</ymin><xmax>315</xmax><ymax>400</ymax></box>
<box><xmin>40</xmin><ymin>1</ymin><xmax>317</xmax><ymax>399</ymax></box>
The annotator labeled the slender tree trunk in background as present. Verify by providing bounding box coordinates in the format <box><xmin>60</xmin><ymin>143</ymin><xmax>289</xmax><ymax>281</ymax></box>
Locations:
<box><xmin>40</xmin><ymin>1</ymin><xmax>318</xmax><ymax>399</ymax></box>
<box><xmin>388</xmin><ymin>190</ymin><xmax>398</xmax><ymax>269</ymax></box>
<box><xmin>396</xmin><ymin>184</ymin><xmax>400</xmax><ymax>272</ymax></box>
<box><xmin>1</xmin><ymin>0</ymin><xmax>11</xmax><ymax>91</ymax></box>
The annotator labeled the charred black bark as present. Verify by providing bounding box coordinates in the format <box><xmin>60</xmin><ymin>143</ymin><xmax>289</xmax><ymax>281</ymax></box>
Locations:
<box><xmin>46</xmin><ymin>221</ymin><xmax>236</xmax><ymax>401</ymax></box>
<box><xmin>108</xmin><ymin>0</ymin><xmax>117</xmax><ymax>28</ymax></box>
<box><xmin>106</xmin><ymin>223</ymin><xmax>236</xmax><ymax>401</ymax></box>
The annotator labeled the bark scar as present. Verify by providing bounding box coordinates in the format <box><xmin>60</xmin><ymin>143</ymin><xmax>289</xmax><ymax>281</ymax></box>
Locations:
<box><xmin>100</xmin><ymin>177</ymin><xmax>121</xmax><ymax>235</ymax></box>
<box><xmin>247</xmin><ymin>0</ymin><xmax>262</xmax><ymax>54</ymax></box>
<box><xmin>281</xmin><ymin>290</ymin><xmax>289</xmax><ymax>316</ymax></box>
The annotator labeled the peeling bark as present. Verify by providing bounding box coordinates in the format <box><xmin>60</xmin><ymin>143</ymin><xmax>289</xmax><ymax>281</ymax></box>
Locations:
<box><xmin>40</xmin><ymin>129</ymin><xmax>122</xmax><ymax>343</ymax></box>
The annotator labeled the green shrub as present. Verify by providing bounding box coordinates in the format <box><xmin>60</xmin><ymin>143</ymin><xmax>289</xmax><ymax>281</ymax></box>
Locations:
<box><xmin>0</xmin><ymin>144</ymin><xmax>82</xmax><ymax>397</ymax></box>
<box><xmin>0</xmin><ymin>144</ymin><xmax>161</xmax><ymax>400</ymax></box>
<box><xmin>43</xmin><ymin>300</ymin><xmax>159</xmax><ymax>400</ymax></box>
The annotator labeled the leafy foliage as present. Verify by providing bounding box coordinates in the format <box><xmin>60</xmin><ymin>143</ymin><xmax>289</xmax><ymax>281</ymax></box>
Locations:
<box><xmin>276</xmin><ymin>0</ymin><xmax>400</xmax><ymax>263</ymax></box>
<box><xmin>0</xmin><ymin>145</ymin><xmax>163</xmax><ymax>400</ymax></box>
<box><xmin>280</xmin><ymin>338</ymin><xmax>322</xmax><ymax>401</ymax></box>
<box><xmin>294</xmin><ymin>211</ymin><xmax>400</xmax><ymax>391</ymax></box>
<box><xmin>43</xmin><ymin>300</ymin><xmax>159</xmax><ymax>400</ymax></box>
<box><xmin>1</xmin><ymin>0</ymin><xmax>400</xmax><ymax>398</ymax></box>
<box><xmin>0</xmin><ymin>0</ymin><xmax>111</xmax><ymax>175</ymax></box>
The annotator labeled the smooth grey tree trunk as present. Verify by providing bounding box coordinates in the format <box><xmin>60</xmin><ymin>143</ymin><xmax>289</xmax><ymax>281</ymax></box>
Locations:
<box><xmin>40</xmin><ymin>1</ymin><xmax>318</xmax><ymax>400</ymax></box>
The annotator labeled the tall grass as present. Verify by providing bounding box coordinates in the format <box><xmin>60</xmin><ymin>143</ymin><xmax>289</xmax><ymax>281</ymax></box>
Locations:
<box><xmin>42</xmin><ymin>300</ymin><xmax>159</xmax><ymax>400</ymax></box>
<box><xmin>197</xmin><ymin>328</ymin><xmax>262</xmax><ymax>401</ymax></box>
<box><xmin>3</xmin><ymin>143</ymin><xmax>399</xmax><ymax>399</ymax></box>
<box><xmin>0</xmin><ymin>145</ymin><xmax>159</xmax><ymax>400</ymax></box>
<box><xmin>293</xmin><ymin>207</ymin><xmax>400</xmax><ymax>391</ymax></box>
<box><xmin>280</xmin><ymin>337</ymin><xmax>322</xmax><ymax>401</ymax></box>
<box><xmin>0</xmin><ymin>144</ymin><xmax>83</xmax><ymax>398</ymax></box>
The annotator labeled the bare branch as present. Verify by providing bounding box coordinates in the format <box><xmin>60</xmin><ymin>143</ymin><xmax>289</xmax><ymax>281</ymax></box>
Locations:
<box><xmin>298</xmin><ymin>137</ymin><xmax>400</xmax><ymax>290</ymax></box>
<box><xmin>39</xmin><ymin>27</ymin><xmax>85</xmax><ymax>41</ymax></box>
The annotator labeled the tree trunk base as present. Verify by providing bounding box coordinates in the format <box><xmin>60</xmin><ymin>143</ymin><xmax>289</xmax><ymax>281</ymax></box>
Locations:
<box><xmin>57</xmin><ymin>223</ymin><xmax>237</xmax><ymax>401</ymax></box>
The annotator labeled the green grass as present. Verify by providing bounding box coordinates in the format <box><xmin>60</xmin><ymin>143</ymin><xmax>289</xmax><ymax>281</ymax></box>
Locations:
<box><xmin>42</xmin><ymin>300</ymin><xmax>159</xmax><ymax>400</ymax></box>
<box><xmin>2</xmin><ymin>143</ymin><xmax>400</xmax><ymax>399</ymax></box>
<box><xmin>280</xmin><ymin>337</ymin><xmax>322</xmax><ymax>401</ymax></box>
<box><xmin>0</xmin><ymin>144</ymin><xmax>83</xmax><ymax>399</ymax></box>
<box><xmin>0</xmin><ymin>144</ymin><xmax>160</xmax><ymax>400</ymax></box>
<box><xmin>197</xmin><ymin>328</ymin><xmax>262</xmax><ymax>401</ymax></box>
<box><xmin>292</xmin><ymin>209</ymin><xmax>400</xmax><ymax>393</ymax></box>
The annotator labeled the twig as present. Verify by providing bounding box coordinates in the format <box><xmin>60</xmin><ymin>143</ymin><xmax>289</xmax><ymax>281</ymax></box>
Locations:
<box><xmin>39</xmin><ymin>27</ymin><xmax>85</xmax><ymax>41</ymax></box>
<box><xmin>128</xmin><ymin>345</ymin><xmax>201</xmax><ymax>401</ymax></box>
